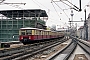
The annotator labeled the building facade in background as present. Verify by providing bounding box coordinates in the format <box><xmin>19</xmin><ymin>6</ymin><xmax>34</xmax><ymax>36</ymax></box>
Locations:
<box><xmin>0</xmin><ymin>9</ymin><xmax>48</xmax><ymax>42</ymax></box>
<box><xmin>77</xmin><ymin>13</ymin><xmax>90</xmax><ymax>41</ymax></box>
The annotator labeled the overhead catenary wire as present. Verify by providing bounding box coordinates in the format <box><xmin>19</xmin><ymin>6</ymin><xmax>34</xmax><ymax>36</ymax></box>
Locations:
<box><xmin>51</xmin><ymin>0</ymin><xmax>71</xmax><ymax>27</ymax></box>
<box><xmin>67</xmin><ymin>0</ymin><xmax>79</xmax><ymax>9</ymax></box>
<box><xmin>2</xmin><ymin>0</ymin><xmax>70</xmax><ymax>27</ymax></box>
<box><xmin>0</xmin><ymin>0</ymin><xmax>25</xmax><ymax>9</ymax></box>
<box><xmin>34</xmin><ymin>0</ymin><xmax>49</xmax><ymax>10</ymax></box>
<box><xmin>60</xmin><ymin>1</ymin><xmax>79</xmax><ymax>11</ymax></box>
<box><xmin>4</xmin><ymin>3</ymin><xmax>24</xmax><ymax>9</ymax></box>
<box><xmin>32</xmin><ymin>0</ymin><xmax>65</xmax><ymax>22</ymax></box>
<box><xmin>51</xmin><ymin>2</ymin><xmax>61</xmax><ymax>20</ymax></box>
<box><xmin>31</xmin><ymin>0</ymin><xmax>41</xmax><ymax>8</ymax></box>
<box><xmin>82</xmin><ymin>1</ymin><xmax>90</xmax><ymax>9</ymax></box>
<box><xmin>31</xmin><ymin>0</ymin><xmax>51</xmax><ymax>18</ymax></box>
<box><xmin>33</xmin><ymin>0</ymin><xmax>63</xmax><ymax>22</ymax></box>
<box><xmin>52</xmin><ymin>0</ymin><xmax>70</xmax><ymax>20</ymax></box>
<box><xmin>74</xmin><ymin>0</ymin><xmax>90</xmax><ymax>19</ymax></box>
<box><xmin>0</xmin><ymin>0</ymin><xmax>5</xmax><ymax>3</ymax></box>
<box><xmin>27</xmin><ymin>0</ymin><xmax>68</xmax><ymax>25</ymax></box>
<box><xmin>31</xmin><ymin>0</ymin><xmax>52</xmax><ymax>16</ymax></box>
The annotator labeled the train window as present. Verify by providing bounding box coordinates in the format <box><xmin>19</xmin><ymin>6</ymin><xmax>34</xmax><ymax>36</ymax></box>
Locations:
<box><xmin>37</xmin><ymin>30</ymin><xmax>40</xmax><ymax>35</ymax></box>
<box><xmin>41</xmin><ymin>31</ymin><xmax>43</xmax><ymax>35</ymax></box>
<box><xmin>32</xmin><ymin>30</ymin><xmax>35</xmax><ymax>35</ymax></box>
<box><xmin>21</xmin><ymin>32</ymin><xmax>25</xmax><ymax>35</ymax></box>
<box><xmin>34</xmin><ymin>30</ymin><xmax>36</xmax><ymax>35</ymax></box>
<box><xmin>36</xmin><ymin>30</ymin><xmax>39</xmax><ymax>35</ymax></box>
<box><xmin>42</xmin><ymin>31</ymin><xmax>44</xmax><ymax>35</ymax></box>
<box><xmin>47</xmin><ymin>32</ymin><xmax>49</xmax><ymax>35</ymax></box>
<box><xmin>39</xmin><ymin>31</ymin><xmax>41</xmax><ymax>35</ymax></box>
<box><xmin>26</xmin><ymin>30</ymin><xmax>32</xmax><ymax>35</ymax></box>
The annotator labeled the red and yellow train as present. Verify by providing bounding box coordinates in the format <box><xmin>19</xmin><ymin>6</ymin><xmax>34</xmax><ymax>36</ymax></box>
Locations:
<box><xmin>19</xmin><ymin>27</ymin><xmax>64</xmax><ymax>44</ymax></box>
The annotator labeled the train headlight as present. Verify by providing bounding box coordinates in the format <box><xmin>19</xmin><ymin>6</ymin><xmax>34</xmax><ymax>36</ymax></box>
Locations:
<box><xmin>29</xmin><ymin>36</ymin><xmax>31</xmax><ymax>39</ymax></box>
<box><xmin>21</xmin><ymin>36</ymin><xmax>23</xmax><ymax>39</ymax></box>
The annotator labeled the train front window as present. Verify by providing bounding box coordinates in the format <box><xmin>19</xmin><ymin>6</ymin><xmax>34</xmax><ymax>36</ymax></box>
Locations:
<box><xmin>21</xmin><ymin>32</ymin><xmax>25</xmax><ymax>35</ymax></box>
<box><xmin>26</xmin><ymin>30</ymin><xmax>32</xmax><ymax>35</ymax></box>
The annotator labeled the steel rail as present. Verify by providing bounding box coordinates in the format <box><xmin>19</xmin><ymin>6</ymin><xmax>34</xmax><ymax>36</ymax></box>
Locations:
<box><xmin>0</xmin><ymin>38</ymin><xmax>66</xmax><ymax>60</ymax></box>
<box><xmin>70</xmin><ymin>36</ymin><xmax>90</xmax><ymax>55</ymax></box>
<box><xmin>0</xmin><ymin>39</ymin><xmax>60</xmax><ymax>57</ymax></box>
<box><xmin>78</xmin><ymin>41</ymin><xmax>90</xmax><ymax>55</ymax></box>
<box><xmin>47</xmin><ymin>39</ymin><xmax>77</xmax><ymax>60</ymax></box>
<box><xmin>12</xmin><ymin>39</ymin><xmax>67</xmax><ymax>60</ymax></box>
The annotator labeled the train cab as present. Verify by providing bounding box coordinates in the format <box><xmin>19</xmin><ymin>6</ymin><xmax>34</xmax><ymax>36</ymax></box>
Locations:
<box><xmin>19</xmin><ymin>27</ymin><xmax>38</xmax><ymax>44</ymax></box>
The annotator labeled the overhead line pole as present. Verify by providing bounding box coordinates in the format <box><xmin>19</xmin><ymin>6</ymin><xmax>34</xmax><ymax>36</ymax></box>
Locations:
<box><xmin>84</xmin><ymin>9</ymin><xmax>88</xmax><ymax>40</ymax></box>
<box><xmin>79</xmin><ymin>0</ymin><xmax>82</xmax><ymax>11</ymax></box>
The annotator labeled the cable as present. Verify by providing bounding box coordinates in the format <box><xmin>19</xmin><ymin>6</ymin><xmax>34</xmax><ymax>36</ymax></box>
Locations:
<box><xmin>74</xmin><ymin>0</ymin><xmax>90</xmax><ymax>19</ymax></box>
<box><xmin>35</xmin><ymin>0</ymin><xmax>49</xmax><ymax>10</ymax></box>
<box><xmin>32</xmin><ymin>0</ymin><xmax>62</xmax><ymax>22</ymax></box>
<box><xmin>51</xmin><ymin>2</ymin><xmax>61</xmax><ymax>20</ymax></box>
<box><xmin>52</xmin><ymin>1</ymin><xmax>70</xmax><ymax>20</ymax></box>
<box><xmin>0</xmin><ymin>0</ymin><xmax>5</xmax><ymax>3</ymax></box>
<box><xmin>82</xmin><ymin>1</ymin><xmax>90</xmax><ymax>9</ymax></box>
<box><xmin>51</xmin><ymin>1</ymin><xmax>71</xmax><ymax>27</ymax></box>
<box><xmin>31</xmin><ymin>0</ymin><xmax>41</xmax><ymax>8</ymax></box>
<box><xmin>31</xmin><ymin>0</ymin><xmax>68</xmax><ymax>25</ymax></box>
<box><xmin>67</xmin><ymin>0</ymin><xmax>79</xmax><ymax>9</ymax></box>
<box><xmin>32</xmin><ymin>0</ymin><xmax>61</xmax><ymax>22</ymax></box>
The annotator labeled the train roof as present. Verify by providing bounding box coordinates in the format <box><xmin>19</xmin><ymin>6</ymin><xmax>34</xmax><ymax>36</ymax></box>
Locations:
<box><xmin>51</xmin><ymin>31</ymin><xmax>57</xmax><ymax>32</ymax></box>
<box><xmin>20</xmin><ymin>27</ymin><xmax>38</xmax><ymax>30</ymax></box>
<box><xmin>20</xmin><ymin>27</ymin><xmax>51</xmax><ymax>32</ymax></box>
<box><xmin>38</xmin><ymin>29</ymin><xmax>44</xmax><ymax>31</ymax></box>
<box><xmin>44</xmin><ymin>30</ymin><xmax>51</xmax><ymax>31</ymax></box>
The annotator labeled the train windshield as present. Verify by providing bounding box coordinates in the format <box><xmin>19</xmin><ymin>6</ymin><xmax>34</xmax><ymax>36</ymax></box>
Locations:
<box><xmin>19</xmin><ymin>29</ymin><xmax>26</xmax><ymax>35</ymax></box>
<box><xmin>26</xmin><ymin>30</ymin><xmax>32</xmax><ymax>35</ymax></box>
<box><xmin>21</xmin><ymin>32</ymin><xmax>25</xmax><ymax>35</ymax></box>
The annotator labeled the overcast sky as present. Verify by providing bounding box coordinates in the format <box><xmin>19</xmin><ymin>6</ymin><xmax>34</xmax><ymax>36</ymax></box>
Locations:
<box><xmin>0</xmin><ymin>0</ymin><xmax>90</xmax><ymax>29</ymax></box>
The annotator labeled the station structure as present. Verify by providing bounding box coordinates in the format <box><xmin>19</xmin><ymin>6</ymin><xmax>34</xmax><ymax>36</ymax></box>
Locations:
<box><xmin>0</xmin><ymin>9</ymin><xmax>48</xmax><ymax>42</ymax></box>
<box><xmin>77</xmin><ymin>13</ymin><xmax>90</xmax><ymax>41</ymax></box>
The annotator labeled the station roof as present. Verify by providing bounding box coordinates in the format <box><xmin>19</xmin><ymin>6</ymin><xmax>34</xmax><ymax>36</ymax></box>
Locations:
<box><xmin>0</xmin><ymin>9</ymin><xmax>48</xmax><ymax>18</ymax></box>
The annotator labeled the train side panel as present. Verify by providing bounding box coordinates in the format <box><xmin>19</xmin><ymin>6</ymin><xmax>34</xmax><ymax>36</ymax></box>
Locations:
<box><xmin>19</xmin><ymin>27</ymin><xmax>64</xmax><ymax>44</ymax></box>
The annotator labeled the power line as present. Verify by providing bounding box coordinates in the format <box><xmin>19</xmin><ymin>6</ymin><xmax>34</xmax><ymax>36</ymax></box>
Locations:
<box><xmin>33</xmin><ymin>0</ymin><xmax>66</xmax><ymax>22</ymax></box>
<box><xmin>82</xmin><ymin>1</ymin><xmax>90</xmax><ymax>9</ymax></box>
<box><xmin>31</xmin><ymin>0</ymin><xmax>41</xmax><ymax>8</ymax></box>
<box><xmin>35</xmin><ymin>0</ymin><xmax>49</xmax><ymax>10</ymax></box>
<box><xmin>51</xmin><ymin>2</ymin><xmax>61</xmax><ymax>20</ymax></box>
<box><xmin>52</xmin><ymin>1</ymin><xmax>70</xmax><ymax>20</ymax></box>
<box><xmin>32</xmin><ymin>0</ymin><xmax>61</xmax><ymax>21</ymax></box>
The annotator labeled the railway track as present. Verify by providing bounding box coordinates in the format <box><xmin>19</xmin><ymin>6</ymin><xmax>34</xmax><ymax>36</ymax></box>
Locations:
<box><xmin>0</xmin><ymin>38</ymin><xmax>66</xmax><ymax>60</ymax></box>
<box><xmin>47</xmin><ymin>36</ymin><xmax>89</xmax><ymax>60</ymax></box>
<box><xmin>71</xmin><ymin>36</ymin><xmax>90</xmax><ymax>55</ymax></box>
<box><xmin>47</xmin><ymin>39</ymin><xmax>77</xmax><ymax>60</ymax></box>
<box><xmin>69</xmin><ymin>36</ymin><xmax>90</xmax><ymax>60</ymax></box>
<box><xmin>77</xmin><ymin>39</ymin><xmax>90</xmax><ymax>55</ymax></box>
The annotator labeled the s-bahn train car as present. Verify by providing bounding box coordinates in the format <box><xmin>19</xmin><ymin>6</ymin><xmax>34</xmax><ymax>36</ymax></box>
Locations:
<box><xmin>19</xmin><ymin>27</ymin><xmax>64</xmax><ymax>44</ymax></box>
